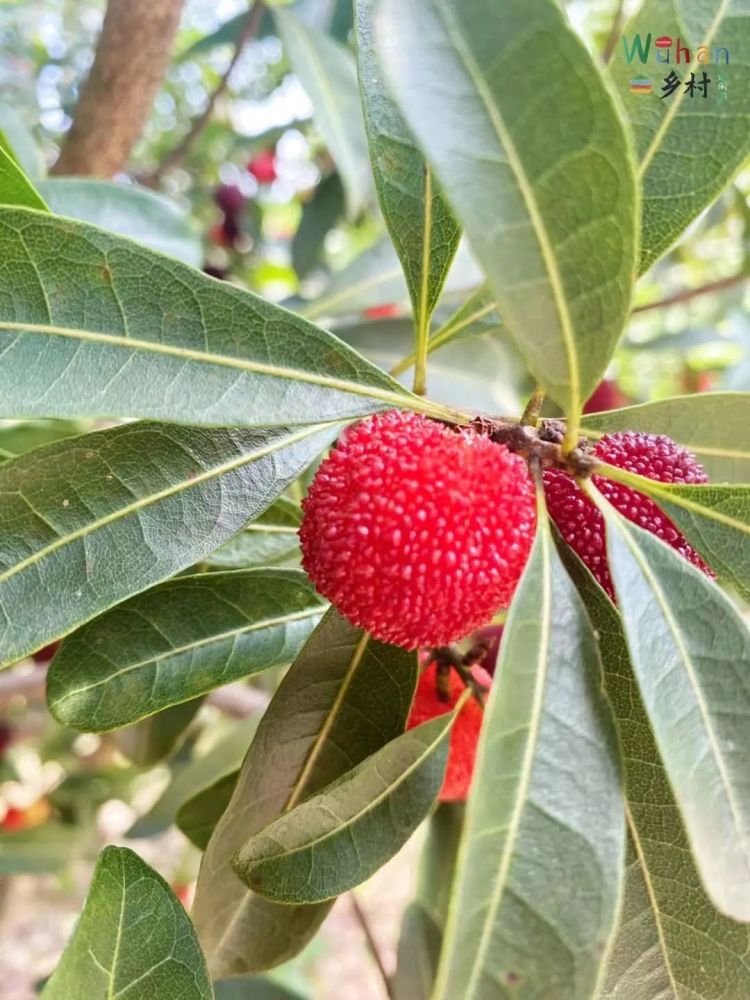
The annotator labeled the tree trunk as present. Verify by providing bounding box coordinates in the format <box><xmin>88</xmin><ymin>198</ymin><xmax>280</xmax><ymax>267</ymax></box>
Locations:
<box><xmin>51</xmin><ymin>0</ymin><xmax>185</xmax><ymax>177</ymax></box>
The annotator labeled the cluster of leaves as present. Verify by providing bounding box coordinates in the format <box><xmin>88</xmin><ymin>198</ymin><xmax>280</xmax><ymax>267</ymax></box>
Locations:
<box><xmin>1</xmin><ymin>0</ymin><xmax>750</xmax><ymax>998</ymax></box>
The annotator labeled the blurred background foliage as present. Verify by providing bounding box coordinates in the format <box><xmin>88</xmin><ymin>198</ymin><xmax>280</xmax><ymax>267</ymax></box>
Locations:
<box><xmin>0</xmin><ymin>0</ymin><xmax>747</xmax><ymax>996</ymax></box>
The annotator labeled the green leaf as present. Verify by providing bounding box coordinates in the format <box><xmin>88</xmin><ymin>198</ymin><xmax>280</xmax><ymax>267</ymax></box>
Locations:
<box><xmin>390</xmin><ymin>284</ymin><xmax>501</xmax><ymax>377</ymax></box>
<box><xmin>598</xmin><ymin>839</ymin><xmax>674</xmax><ymax>1000</ymax></box>
<box><xmin>376</xmin><ymin>0</ymin><xmax>638</xmax><ymax>426</ymax></box>
<box><xmin>274</xmin><ymin>8</ymin><xmax>371</xmax><ymax>219</ymax></box>
<box><xmin>38</xmin><ymin>179</ymin><xmax>203</xmax><ymax>267</ymax></box>
<box><xmin>0</xmin><ymin>421</ymin><xmax>337</xmax><ymax>668</ymax></box>
<box><xmin>47</xmin><ymin>569</ymin><xmax>325</xmax><ymax>731</ymax></box>
<box><xmin>0</xmin><ymin>208</ymin><xmax>451</xmax><ymax>427</ymax></box>
<box><xmin>192</xmin><ymin>609</ymin><xmax>417</xmax><ymax>977</ymax></box>
<box><xmin>129</xmin><ymin>716</ymin><xmax>259</xmax><ymax>840</ymax></box>
<box><xmin>596</xmin><ymin>494</ymin><xmax>750</xmax><ymax>921</ymax></box>
<box><xmin>114</xmin><ymin>699</ymin><xmax>203</xmax><ymax>767</ymax></box>
<box><xmin>0</xmin><ymin>105</ymin><xmax>44</xmax><ymax>179</ymax></box>
<box><xmin>0</xmin><ymin>143</ymin><xmax>47</xmax><ymax>211</ymax></box>
<box><xmin>41</xmin><ymin>846</ymin><xmax>212</xmax><ymax>1000</ymax></box>
<box><xmin>580</xmin><ymin>392</ymin><xmax>750</xmax><ymax>482</ymax></box>
<box><xmin>300</xmin><ymin>236</ymin><xmax>408</xmax><ymax>320</ymax></box>
<box><xmin>292</xmin><ymin>172</ymin><xmax>345</xmax><ymax>279</ymax></box>
<box><xmin>177</xmin><ymin>771</ymin><xmax>239</xmax><ymax>851</ymax></box>
<box><xmin>600</xmin><ymin>469</ymin><xmax>750</xmax><ymax>602</ymax></box>
<box><xmin>608</xmin><ymin>0</ymin><xmax>750</xmax><ymax>272</ymax></box>
<box><xmin>563</xmin><ymin>543</ymin><xmax>750</xmax><ymax>1000</ymax></box>
<box><xmin>392</xmin><ymin>803</ymin><xmax>464</xmax><ymax>1000</ymax></box>
<box><xmin>0</xmin><ymin>823</ymin><xmax>83</xmax><ymax>875</ymax></box>
<box><xmin>0</xmin><ymin>419</ymin><xmax>83</xmax><ymax>460</ymax></box>
<box><xmin>233</xmin><ymin>711</ymin><xmax>453</xmax><ymax>903</ymax></box>
<box><xmin>355</xmin><ymin>0</ymin><xmax>461</xmax><ymax>386</ymax></box>
<box><xmin>214</xmin><ymin>979</ymin><xmax>304</xmax><ymax>1000</ymax></box>
<box><xmin>204</xmin><ymin>498</ymin><xmax>302</xmax><ymax>570</ymax></box>
<box><xmin>433</xmin><ymin>514</ymin><xmax>624</xmax><ymax>1000</ymax></box>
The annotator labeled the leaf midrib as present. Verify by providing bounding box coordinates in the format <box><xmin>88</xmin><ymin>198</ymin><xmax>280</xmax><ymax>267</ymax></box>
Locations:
<box><xmin>50</xmin><ymin>604</ymin><xmax>325</xmax><ymax>711</ymax></box>
<box><xmin>601</xmin><ymin>499</ymin><xmax>750</xmax><ymax>882</ymax></box>
<box><xmin>433</xmin><ymin>0</ymin><xmax>580</xmax><ymax>416</ymax></box>
<box><xmin>0</xmin><ymin>423</ymin><xmax>338</xmax><ymax>590</ymax></box>
<box><xmin>461</xmin><ymin>524</ymin><xmax>552</xmax><ymax>1000</ymax></box>
<box><xmin>241</xmin><ymin>713</ymin><xmax>454</xmax><ymax>886</ymax></box>
<box><xmin>0</xmin><ymin>319</ymin><xmax>454</xmax><ymax>417</ymax></box>
<box><xmin>637</xmin><ymin>0</ymin><xmax>733</xmax><ymax>178</ymax></box>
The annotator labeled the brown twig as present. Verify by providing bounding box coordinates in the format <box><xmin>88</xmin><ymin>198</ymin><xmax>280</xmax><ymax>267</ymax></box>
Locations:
<box><xmin>51</xmin><ymin>0</ymin><xmax>185</xmax><ymax>176</ymax></box>
<box><xmin>349</xmin><ymin>893</ymin><xmax>395</xmax><ymax>1000</ymax></box>
<box><xmin>145</xmin><ymin>1</ymin><xmax>264</xmax><ymax>186</ymax></box>
<box><xmin>632</xmin><ymin>272</ymin><xmax>749</xmax><ymax>314</ymax></box>
<box><xmin>471</xmin><ymin>416</ymin><xmax>599</xmax><ymax>479</ymax></box>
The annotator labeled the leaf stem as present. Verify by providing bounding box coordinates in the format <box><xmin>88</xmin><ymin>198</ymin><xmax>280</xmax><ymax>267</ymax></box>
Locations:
<box><xmin>520</xmin><ymin>386</ymin><xmax>545</xmax><ymax>427</ymax></box>
<box><xmin>412</xmin><ymin>166</ymin><xmax>434</xmax><ymax>396</ymax></box>
<box><xmin>390</xmin><ymin>300</ymin><xmax>497</xmax><ymax>377</ymax></box>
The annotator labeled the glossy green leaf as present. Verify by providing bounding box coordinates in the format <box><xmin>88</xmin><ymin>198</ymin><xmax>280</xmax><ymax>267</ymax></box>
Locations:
<box><xmin>114</xmin><ymin>699</ymin><xmax>203</xmax><ymax>767</ymax></box>
<box><xmin>38</xmin><ymin>179</ymin><xmax>203</xmax><ymax>266</ymax></box>
<box><xmin>233</xmin><ymin>711</ymin><xmax>452</xmax><ymax>903</ymax></box>
<box><xmin>597</xmin><ymin>494</ymin><xmax>750</xmax><ymax>920</ymax></box>
<box><xmin>609</xmin><ymin>0</ymin><xmax>750</xmax><ymax>272</ymax></box>
<box><xmin>205</xmin><ymin>498</ymin><xmax>301</xmax><ymax>570</ymax></box>
<box><xmin>129</xmin><ymin>716</ymin><xmax>259</xmax><ymax>840</ymax></box>
<box><xmin>0</xmin><ymin>143</ymin><xmax>47</xmax><ymax>211</ymax></box>
<box><xmin>355</xmin><ymin>0</ymin><xmax>461</xmax><ymax>375</ymax></box>
<box><xmin>601</xmin><ymin>469</ymin><xmax>750</xmax><ymax>602</ymax></box>
<box><xmin>433</xmin><ymin>515</ymin><xmax>624</xmax><ymax>1000</ymax></box>
<box><xmin>581</xmin><ymin>392</ymin><xmax>750</xmax><ymax>482</ymax></box>
<box><xmin>0</xmin><ymin>208</ymin><xmax>452</xmax><ymax>427</ymax></box>
<box><xmin>47</xmin><ymin>569</ymin><xmax>325</xmax><ymax>731</ymax></box>
<box><xmin>0</xmin><ymin>421</ymin><xmax>337</xmax><ymax>668</ymax></box>
<box><xmin>376</xmin><ymin>0</ymin><xmax>638</xmax><ymax>425</ymax></box>
<box><xmin>563</xmin><ymin>544</ymin><xmax>750</xmax><ymax>1000</ymax></box>
<box><xmin>392</xmin><ymin>803</ymin><xmax>464</xmax><ymax>1000</ymax></box>
<box><xmin>274</xmin><ymin>8</ymin><xmax>371</xmax><ymax>219</ymax></box>
<box><xmin>177</xmin><ymin>770</ymin><xmax>239</xmax><ymax>851</ymax></box>
<box><xmin>42</xmin><ymin>846</ymin><xmax>212</xmax><ymax>1000</ymax></box>
<box><xmin>192</xmin><ymin>609</ymin><xmax>417</xmax><ymax>977</ymax></box>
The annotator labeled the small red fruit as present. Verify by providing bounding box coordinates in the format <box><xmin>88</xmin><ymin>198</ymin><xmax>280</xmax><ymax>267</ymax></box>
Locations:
<box><xmin>33</xmin><ymin>642</ymin><xmax>59</xmax><ymax>663</ymax></box>
<box><xmin>363</xmin><ymin>303</ymin><xmax>400</xmax><ymax>320</ymax></box>
<box><xmin>213</xmin><ymin>184</ymin><xmax>246</xmax><ymax>215</ymax></box>
<box><xmin>545</xmin><ymin>431</ymin><xmax>711</xmax><ymax>599</ymax></box>
<box><xmin>407</xmin><ymin>661</ymin><xmax>488</xmax><ymax>801</ymax></box>
<box><xmin>248</xmin><ymin>149</ymin><xmax>277</xmax><ymax>184</ymax></box>
<box><xmin>583</xmin><ymin>379</ymin><xmax>629</xmax><ymax>414</ymax></box>
<box><xmin>299</xmin><ymin>411</ymin><xmax>536</xmax><ymax>648</ymax></box>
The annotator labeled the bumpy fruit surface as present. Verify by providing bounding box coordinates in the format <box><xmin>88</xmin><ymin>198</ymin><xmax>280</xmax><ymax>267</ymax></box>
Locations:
<box><xmin>545</xmin><ymin>431</ymin><xmax>710</xmax><ymax>599</ymax></box>
<box><xmin>299</xmin><ymin>411</ymin><xmax>536</xmax><ymax>648</ymax></box>
<box><xmin>407</xmin><ymin>661</ymin><xmax>489</xmax><ymax>801</ymax></box>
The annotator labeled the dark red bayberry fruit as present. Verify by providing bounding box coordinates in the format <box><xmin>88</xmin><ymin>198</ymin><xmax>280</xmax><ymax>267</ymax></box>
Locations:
<box><xmin>213</xmin><ymin>184</ymin><xmax>246</xmax><ymax>215</ymax></box>
<box><xmin>299</xmin><ymin>411</ymin><xmax>536</xmax><ymax>648</ymax></box>
<box><xmin>248</xmin><ymin>149</ymin><xmax>277</xmax><ymax>184</ymax></box>
<box><xmin>545</xmin><ymin>431</ymin><xmax>711</xmax><ymax>599</ymax></box>
<box><xmin>407</xmin><ymin>660</ymin><xmax>489</xmax><ymax>801</ymax></box>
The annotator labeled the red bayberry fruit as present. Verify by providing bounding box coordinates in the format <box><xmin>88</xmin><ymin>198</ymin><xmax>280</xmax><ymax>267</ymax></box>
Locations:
<box><xmin>544</xmin><ymin>431</ymin><xmax>711</xmax><ymax>599</ymax></box>
<box><xmin>583</xmin><ymin>379</ymin><xmax>629</xmax><ymax>414</ymax></box>
<box><xmin>213</xmin><ymin>184</ymin><xmax>246</xmax><ymax>215</ymax></box>
<box><xmin>407</xmin><ymin>661</ymin><xmax>489</xmax><ymax>801</ymax></box>
<box><xmin>363</xmin><ymin>303</ymin><xmax>399</xmax><ymax>320</ymax></box>
<box><xmin>1</xmin><ymin>806</ymin><xmax>26</xmax><ymax>832</ymax></box>
<box><xmin>248</xmin><ymin>149</ymin><xmax>277</xmax><ymax>184</ymax></box>
<box><xmin>33</xmin><ymin>642</ymin><xmax>59</xmax><ymax>663</ymax></box>
<box><xmin>299</xmin><ymin>411</ymin><xmax>536</xmax><ymax>648</ymax></box>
